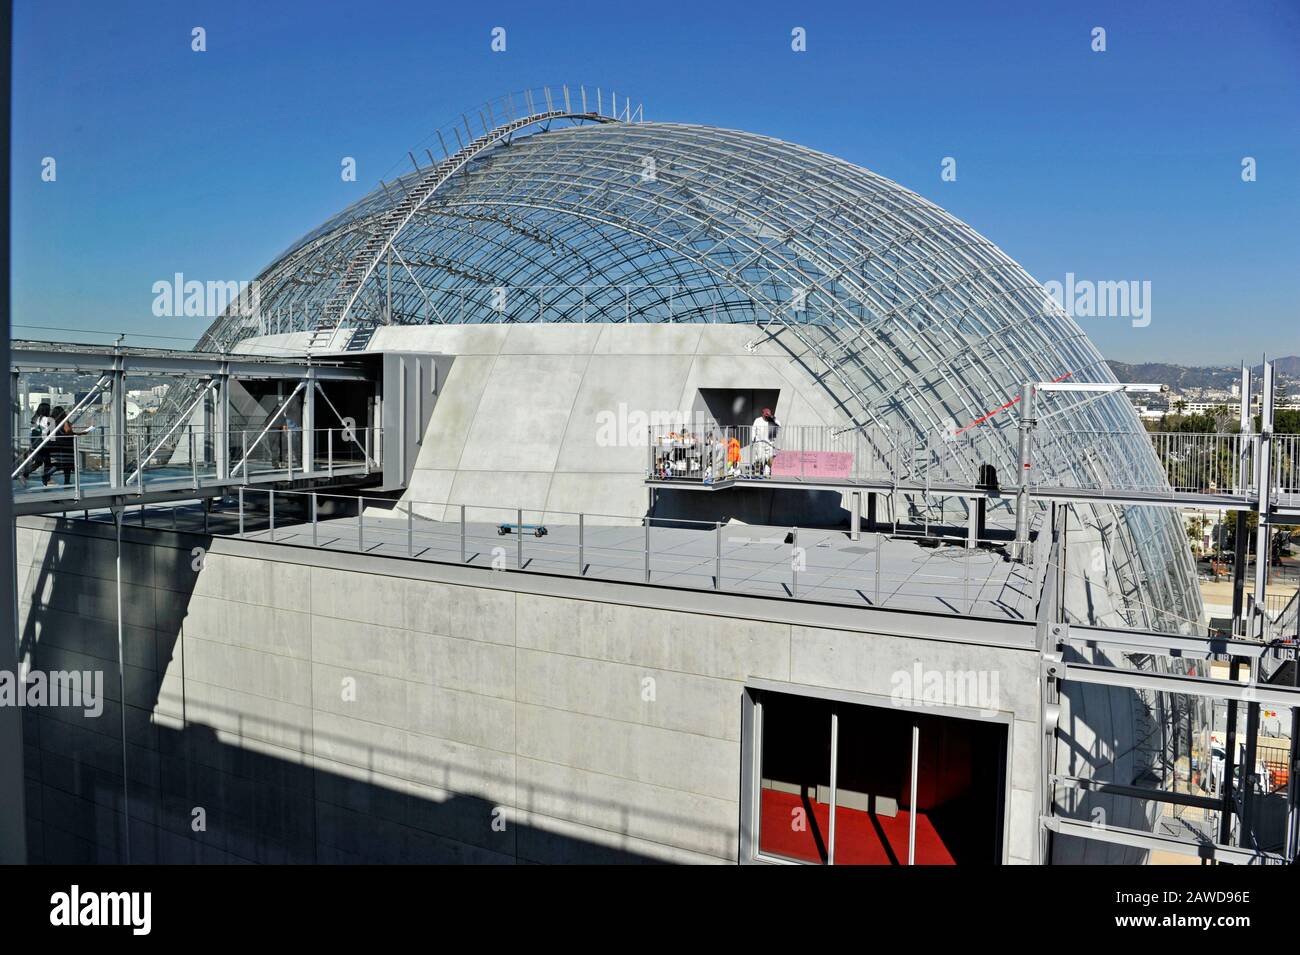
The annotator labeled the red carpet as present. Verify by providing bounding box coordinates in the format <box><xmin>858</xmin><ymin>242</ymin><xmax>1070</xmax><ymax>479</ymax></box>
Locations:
<box><xmin>758</xmin><ymin>789</ymin><xmax>955</xmax><ymax>865</ymax></box>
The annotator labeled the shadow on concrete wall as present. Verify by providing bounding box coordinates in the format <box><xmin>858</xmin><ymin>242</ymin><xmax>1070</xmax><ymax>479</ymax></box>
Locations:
<box><xmin>17</xmin><ymin>517</ymin><xmax>702</xmax><ymax>864</ymax></box>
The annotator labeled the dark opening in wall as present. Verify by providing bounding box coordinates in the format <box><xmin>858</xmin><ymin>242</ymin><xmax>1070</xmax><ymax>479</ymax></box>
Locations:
<box><xmin>753</xmin><ymin>688</ymin><xmax>1007</xmax><ymax>864</ymax></box>
<box><xmin>695</xmin><ymin>388</ymin><xmax>780</xmax><ymax>429</ymax></box>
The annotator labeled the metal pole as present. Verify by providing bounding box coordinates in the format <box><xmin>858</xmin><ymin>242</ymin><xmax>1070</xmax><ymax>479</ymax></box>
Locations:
<box><xmin>328</xmin><ymin>427</ymin><xmax>334</xmax><ymax>477</ymax></box>
<box><xmin>269</xmin><ymin>489</ymin><xmax>275</xmax><ymax>542</ymax></box>
<box><xmin>908</xmin><ymin>721</ymin><xmax>919</xmax><ymax>865</ymax></box>
<box><xmin>1285</xmin><ymin>705</ymin><xmax>1299</xmax><ymax>861</ymax></box>
<box><xmin>113</xmin><ymin>507</ymin><xmax>131</xmax><ymax>862</ymax></box>
<box><xmin>644</xmin><ymin>518</ymin><xmax>651</xmax><ymax>584</ymax></box>
<box><xmin>1252</xmin><ymin>360</ymin><xmax>1275</xmax><ymax>638</ymax></box>
<box><xmin>715</xmin><ymin>521</ymin><xmax>722</xmax><ymax>591</ymax></box>
<box><xmin>73</xmin><ymin>435</ymin><xmax>80</xmax><ymax>499</ymax></box>
<box><xmin>516</xmin><ymin>508</ymin><xmax>523</xmax><ymax>569</ymax></box>
<box><xmin>311</xmin><ymin>492</ymin><xmax>318</xmax><ymax>546</ymax></box>
<box><xmin>1219</xmin><ymin>657</ymin><xmax>1242</xmax><ymax>845</ymax></box>
<box><xmin>791</xmin><ymin>526</ymin><xmax>799</xmax><ymax>598</ymax></box>
<box><xmin>407</xmin><ymin>506</ymin><xmax>413</xmax><ymax>557</ymax></box>
<box><xmin>358</xmin><ymin>498</ymin><xmax>365</xmax><ymax>552</ymax></box>
<box><xmin>875</xmin><ymin>532</ymin><xmax>882</xmax><ymax>604</ymax></box>
<box><xmin>577</xmin><ymin>512</ymin><xmax>584</xmax><ymax>576</ymax></box>
<box><xmin>1239</xmin><ymin>699</ymin><xmax>1260</xmax><ymax>848</ymax></box>
<box><xmin>964</xmin><ymin>538</ymin><xmax>971</xmax><ymax>612</ymax></box>
<box><xmin>828</xmin><ymin>710</ymin><xmax>838</xmax><ymax>865</ymax></box>
<box><xmin>190</xmin><ymin>429</ymin><xmax>198</xmax><ymax>489</ymax></box>
<box><xmin>1014</xmin><ymin>382</ymin><xmax>1035</xmax><ymax>560</ymax></box>
<box><xmin>238</xmin><ymin>486</ymin><xmax>245</xmax><ymax>537</ymax></box>
<box><xmin>460</xmin><ymin>504</ymin><xmax>466</xmax><ymax>563</ymax></box>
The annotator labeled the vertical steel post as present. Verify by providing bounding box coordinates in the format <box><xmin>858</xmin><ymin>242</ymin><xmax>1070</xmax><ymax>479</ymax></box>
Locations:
<box><xmin>1286</xmin><ymin>705</ymin><xmax>1300</xmax><ymax>861</ymax></box>
<box><xmin>964</xmin><ymin>539</ymin><xmax>971</xmax><ymax>612</ymax></box>
<box><xmin>715</xmin><ymin>521</ymin><xmax>722</xmax><ymax>591</ymax></box>
<box><xmin>113</xmin><ymin>507</ymin><xmax>131</xmax><ymax>861</ymax></box>
<box><xmin>1219</xmin><ymin>657</ymin><xmax>1242</xmax><ymax>844</ymax></box>
<box><xmin>828</xmin><ymin>710</ymin><xmax>839</xmax><ymax>865</ymax></box>
<box><xmin>1252</xmin><ymin>360</ymin><xmax>1274</xmax><ymax>638</ymax></box>
<box><xmin>407</xmin><ymin>506</ymin><xmax>413</xmax><ymax>557</ymax></box>
<box><xmin>1240</xmin><ymin>699</ymin><xmax>1261</xmax><ymax>848</ymax></box>
<box><xmin>516</xmin><ymin>508</ymin><xmax>524</xmax><ymax>569</ymax></box>
<box><xmin>358</xmin><ymin>498</ymin><xmax>365</xmax><ymax>552</ymax></box>
<box><xmin>577</xmin><ymin>512</ymin><xmax>584</xmax><ymax>576</ymax></box>
<box><xmin>875</xmin><ymin>532</ymin><xmax>882</xmax><ymax>604</ymax></box>
<box><xmin>269</xmin><ymin>489</ymin><xmax>275</xmax><ymax>542</ymax></box>
<box><xmin>109</xmin><ymin>359</ymin><xmax>126</xmax><ymax>490</ymax></box>
<box><xmin>908</xmin><ymin>722</ymin><xmax>919</xmax><ymax>865</ymax></box>
<box><xmin>311</xmin><ymin>492</ymin><xmax>318</xmax><ymax>546</ymax></box>
<box><xmin>791</xmin><ymin>526</ymin><xmax>799</xmax><ymax>598</ymax></box>
<box><xmin>460</xmin><ymin>504</ymin><xmax>466</xmax><ymax>563</ymax></box>
<box><xmin>1014</xmin><ymin>382</ymin><xmax>1035</xmax><ymax>560</ymax></box>
<box><xmin>190</xmin><ymin>429</ymin><xmax>198</xmax><ymax>489</ymax></box>
<box><xmin>644</xmin><ymin>518</ymin><xmax>651</xmax><ymax>583</ymax></box>
<box><xmin>238</xmin><ymin>486</ymin><xmax>245</xmax><ymax>537</ymax></box>
<box><xmin>73</xmin><ymin>435</ymin><xmax>80</xmax><ymax>499</ymax></box>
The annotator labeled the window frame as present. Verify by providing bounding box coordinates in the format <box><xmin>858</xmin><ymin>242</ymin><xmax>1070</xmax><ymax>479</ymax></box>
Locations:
<box><xmin>739</xmin><ymin>679</ymin><xmax>1014</xmax><ymax>865</ymax></box>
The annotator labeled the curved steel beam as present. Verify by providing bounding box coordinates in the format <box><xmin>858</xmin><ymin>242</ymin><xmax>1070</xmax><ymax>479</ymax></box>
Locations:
<box><xmin>322</xmin><ymin>109</ymin><xmax>620</xmax><ymax>335</ymax></box>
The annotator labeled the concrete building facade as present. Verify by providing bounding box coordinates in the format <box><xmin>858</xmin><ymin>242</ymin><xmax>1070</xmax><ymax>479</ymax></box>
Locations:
<box><xmin>17</xmin><ymin>515</ymin><xmax>1043</xmax><ymax>864</ymax></box>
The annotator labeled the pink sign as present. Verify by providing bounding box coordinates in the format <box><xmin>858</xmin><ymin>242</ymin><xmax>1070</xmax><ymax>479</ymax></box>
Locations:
<box><xmin>771</xmin><ymin>451</ymin><xmax>853</xmax><ymax>480</ymax></box>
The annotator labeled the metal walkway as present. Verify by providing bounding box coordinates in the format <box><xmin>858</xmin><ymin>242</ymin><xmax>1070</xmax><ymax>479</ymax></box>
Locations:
<box><xmin>10</xmin><ymin>340</ymin><xmax>384</xmax><ymax>516</ymax></box>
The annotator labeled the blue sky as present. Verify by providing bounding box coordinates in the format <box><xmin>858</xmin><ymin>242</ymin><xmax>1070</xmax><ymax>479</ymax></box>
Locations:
<box><xmin>11</xmin><ymin>0</ymin><xmax>1300</xmax><ymax>364</ymax></box>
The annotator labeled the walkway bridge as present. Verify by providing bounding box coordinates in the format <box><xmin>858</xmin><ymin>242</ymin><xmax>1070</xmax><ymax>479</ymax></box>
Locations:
<box><xmin>10</xmin><ymin>340</ymin><xmax>440</xmax><ymax>516</ymax></box>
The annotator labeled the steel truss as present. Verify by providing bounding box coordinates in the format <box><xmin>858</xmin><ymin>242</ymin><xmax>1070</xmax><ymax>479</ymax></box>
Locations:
<box><xmin>10</xmin><ymin>341</ymin><xmax>377</xmax><ymax>514</ymax></box>
<box><xmin>188</xmin><ymin>85</ymin><xmax>1202</xmax><ymax>636</ymax></box>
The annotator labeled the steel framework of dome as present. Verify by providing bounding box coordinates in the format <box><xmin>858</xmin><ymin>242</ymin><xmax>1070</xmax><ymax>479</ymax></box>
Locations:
<box><xmin>196</xmin><ymin>85</ymin><xmax>1201</xmax><ymax>632</ymax></box>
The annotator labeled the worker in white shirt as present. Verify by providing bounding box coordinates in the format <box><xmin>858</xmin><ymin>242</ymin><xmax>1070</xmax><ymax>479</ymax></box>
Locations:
<box><xmin>750</xmin><ymin>407</ymin><xmax>780</xmax><ymax>476</ymax></box>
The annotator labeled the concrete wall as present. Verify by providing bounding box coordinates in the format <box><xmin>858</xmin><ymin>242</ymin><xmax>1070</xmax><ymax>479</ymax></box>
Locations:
<box><xmin>16</xmin><ymin>516</ymin><xmax>1044</xmax><ymax>864</ymax></box>
<box><xmin>368</xmin><ymin>323</ymin><xmax>853</xmax><ymax>524</ymax></box>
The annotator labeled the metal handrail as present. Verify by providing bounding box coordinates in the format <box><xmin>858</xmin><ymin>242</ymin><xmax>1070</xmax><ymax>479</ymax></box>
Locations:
<box><xmin>225</xmin><ymin>485</ymin><xmax>1031</xmax><ymax>621</ymax></box>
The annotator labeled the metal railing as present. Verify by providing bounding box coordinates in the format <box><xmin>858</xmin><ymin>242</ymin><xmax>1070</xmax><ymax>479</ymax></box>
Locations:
<box><xmin>210</xmin><ymin>486</ymin><xmax>1042</xmax><ymax>620</ymax></box>
<box><xmin>12</xmin><ymin>426</ymin><xmax>380</xmax><ymax>500</ymax></box>
<box><xmin>1273</xmin><ymin>434</ymin><xmax>1300</xmax><ymax>504</ymax></box>
<box><xmin>648</xmin><ymin>424</ymin><xmax>1298</xmax><ymax>501</ymax></box>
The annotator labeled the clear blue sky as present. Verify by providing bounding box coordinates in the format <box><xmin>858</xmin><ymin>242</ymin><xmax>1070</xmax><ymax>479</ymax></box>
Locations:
<box><xmin>11</xmin><ymin>0</ymin><xmax>1300</xmax><ymax>364</ymax></box>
